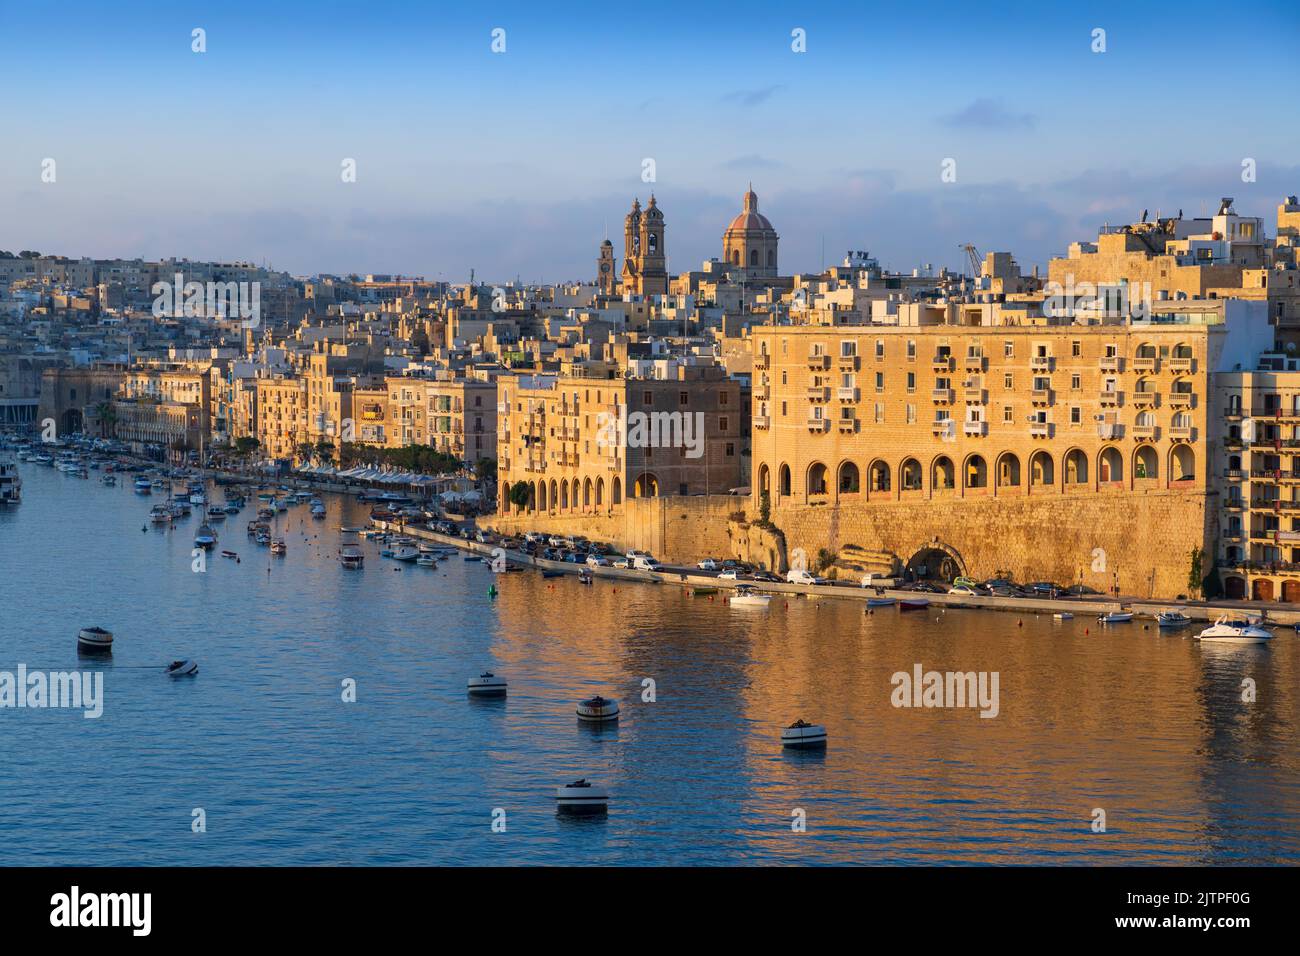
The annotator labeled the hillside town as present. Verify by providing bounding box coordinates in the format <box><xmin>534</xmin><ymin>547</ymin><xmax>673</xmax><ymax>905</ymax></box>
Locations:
<box><xmin>5</xmin><ymin>190</ymin><xmax>1300</xmax><ymax>601</ymax></box>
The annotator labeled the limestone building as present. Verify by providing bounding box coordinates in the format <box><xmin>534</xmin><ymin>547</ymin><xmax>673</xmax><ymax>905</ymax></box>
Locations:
<box><xmin>722</xmin><ymin>185</ymin><xmax>779</xmax><ymax>277</ymax></box>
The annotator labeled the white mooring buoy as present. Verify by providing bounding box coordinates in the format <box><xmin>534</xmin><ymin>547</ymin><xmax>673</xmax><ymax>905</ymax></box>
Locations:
<box><xmin>781</xmin><ymin>719</ymin><xmax>827</xmax><ymax>749</ymax></box>
<box><xmin>77</xmin><ymin>626</ymin><xmax>113</xmax><ymax>654</ymax></box>
<box><xmin>576</xmin><ymin>695</ymin><xmax>619</xmax><ymax>722</ymax></box>
<box><xmin>467</xmin><ymin>672</ymin><xmax>507</xmax><ymax>696</ymax></box>
<box><xmin>555</xmin><ymin>778</ymin><xmax>608</xmax><ymax>813</ymax></box>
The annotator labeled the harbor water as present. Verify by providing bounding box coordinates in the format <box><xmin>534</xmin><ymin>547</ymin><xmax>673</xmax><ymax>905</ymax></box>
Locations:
<box><xmin>1</xmin><ymin>462</ymin><xmax>1298</xmax><ymax>865</ymax></box>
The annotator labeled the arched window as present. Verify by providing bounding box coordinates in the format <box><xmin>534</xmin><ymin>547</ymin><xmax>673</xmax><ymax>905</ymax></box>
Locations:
<box><xmin>997</xmin><ymin>453</ymin><xmax>1021</xmax><ymax>488</ymax></box>
<box><xmin>1099</xmin><ymin>446</ymin><xmax>1124</xmax><ymax>483</ymax></box>
<box><xmin>932</xmin><ymin>456</ymin><xmax>955</xmax><ymax>490</ymax></box>
<box><xmin>964</xmin><ymin>454</ymin><xmax>988</xmax><ymax>489</ymax></box>
<box><xmin>749</xmin><ymin>249</ymin><xmax>758</xmax><ymax>266</ymax></box>
<box><xmin>1170</xmin><ymin>445</ymin><xmax>1195</xmax><ymax>482</ymax></box>
<box><xmin>779</xmin><ymin>463</ymin><xmax>791</xmax><ymax>497</ymax></box>
<box><xmin>869</xmin><ymin>459</ymin><xmax>891</xmax><ymax>493</ymax></box>
<box><xmin>1065</xmin><ymin>449</ymin><xmax>1088</xmax><ymax>485</ymax></box>
<box><xmin>808</xmin><ymin>462</ymin><xmax>829</xmax><ymax>496</ymax></box>
<box><xmin>1030</xmin><ymin>451</ymin><xmax>1053</xmax><ymax>487</ymax></box>
<box><xmin>1135</xmin><ymin>445</ymin><xmax>1158</xmax><ymax>479</ymax></box>
<box><xmin>900</xmin><ymin>458</ymin><xmax>922</xmax><ymax>490</ymax></box>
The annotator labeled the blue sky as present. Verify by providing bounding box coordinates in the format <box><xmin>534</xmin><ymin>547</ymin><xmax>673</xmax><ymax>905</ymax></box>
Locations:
<box><xmin>1</xmin><ymin>0</ymin><xmax>1297</xmax><ymax>281</ymax></box>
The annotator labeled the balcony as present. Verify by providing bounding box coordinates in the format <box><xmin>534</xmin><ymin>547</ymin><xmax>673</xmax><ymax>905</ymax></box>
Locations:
<box><xmin>931</xmin><ymin>418</ymin><xmax>955</xmax><ymax>438</ymax></box>
<box><xmin>807</xmin><ymin>386</ymin><xmax>830</xmax><ymax>402</ymax></box>
<box><xmin>1132</xmin><ymin>424</ymin><xmax>1158</xmax><ymax>441</ymax></box>
<box><xmin>837</xmin><ymin>387</ymin><xmax>859</xmax><ymax>402</ymax></box>
<box><xmin>1099</xmin><ymin>356</ymin><xmax>1122</xmax><ymax>372</ymax></box>
<box><xmin>807</xmin><ymin>415</ymin><xmax>830</xmax><ymax>432</ymax></box>
<box><xmin>1099</xmin><ymin>390</ymin><xmax>1123</xmax><ymax>406</ymax></box>
<box><xmin>1251</xmin><ymin>406</ymin><xmax>1300</xmax><ymax>420</ymax></box>
<box><xmin>932</xmin><ymin>387</ymin><xmax>955</xmax><ymax>404</ymax></box>
<box><xmin>753</xmin><ymin>415</ymin><xmax>770</xmax><ymax>430</ymax></box>
<box><xmin>754</xmin><ymin>353</ymin><xmax>770</xmax><ymax>369</ymax></box>
<box><xmin>963</xmin><ymin>420</ymin><xmax>987</xmax><ymax>437</ymax></box>
<box><xmin>963</xmin><ymin>387</ymin><xmax>987</xmax><ymax>404</ymax></box>
<box><xmin>1132</xmin><ymin>390</ymin><xmax>1159</xmax><ymax>408</ymax></box>
<box><xmin>837</xmin><ymin>416</ymin><xmax>858</xmax><ymax>433</ymax></box>
<box><xmin>964</xmin><ymin>355</ymin><xmax>986</xmax><ymax>372</ymax></box>
<box><xmin>1029</xmin><ymin>422</ymin><xmax>1053</xmax><ymax>438</ymax></box>
<box><xmin>838</xmin><ymin>353</ymin><xmax>860</xmax><ymax>370</ymax></box>
<box><xmin>753</xmin><ymin>384</ymin><xmax>770</xmax><ymax>401</ymax></box>
<box><xmin>1169</xmin><ymin>356</ymin><xmax>1194</xmax><ymax>372</ymax></box>
<box><xmin>1030</xmin><ymin>356</ymin><xmax>1054</xmax><ymax>371</ymax></box>
<box><xmin>932</xmin><ymin>355</ymin><xmax>954</xmax><ymax>372</ymax></box>
<box><xmin>1031</xmin><ymin>388</ymin><xmax>1054</xmax><ymax>405</ymax></box>
<box><xmin>1170</xmin><ymin>425</ymin><xmax>1194</xmax><ymax>441</ymax></box>
<box><xmin>807</xmin><ymin>353</ymin><xmax>830</xmax><ymax>370</ymax></box>
<box><xmin>1097</xmin><ymin>423</ymin><xmax>1122</xmax><ymax>440</ymax></box>
<box><xmin>1132</xmin><ymin>356</ymin><xmax>1158</xmax><ymax>372</ymax></box>
<box><xmin>1168</xmin><ymin>391</ymin><xmax>1194</xmax><ymax>408</ymax></box>
<box><xmin>1224</xmin><ymin>405</ymin><xmax>1244</xmax><ymax>419</ymax></box>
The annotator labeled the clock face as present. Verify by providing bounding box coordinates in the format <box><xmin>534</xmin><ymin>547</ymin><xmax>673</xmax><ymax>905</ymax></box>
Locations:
<box><xmin>600</xmin><ymin>263</ymin><xmax>610</xmax><ymax>273</ymax></box>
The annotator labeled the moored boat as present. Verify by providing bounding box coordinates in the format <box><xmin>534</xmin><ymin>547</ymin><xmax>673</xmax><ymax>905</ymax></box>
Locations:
<box><xmin>1157</xmin><ymin>610</ymin><xmax>1192</xmax><ymax>628</ymax></box>
<box><xmin>1196</xmin><ymin>616</ymin><xmax>1272</xmax><ymax>644</ymax></box>
<box><xmin>165</xmin><ymin>659</ymin><xmax>199</xmax><ymax>677</ymax></box>
<box><xmin>781</xmin><ymin>719</ymin><xmax>827</xmax><ymax>749</ymax></box>
<box><xmin>1098</xmin><ymin>611</ymin><xmax>1133</xmax><ymax>624</ymax></box>
<box><xmin>899</xmin><ymin>597</ymin><xmax>930</xmax><ymax>611</ymax></box>
<box><xmin>730</xmin><ymin>584</ymin><xmax>772</xmax><ymax>608</ymax></box>
<box><xmin>194</xmin><ymin>523</ymin><xmax>217</xmax><ymax>550</ymax></box>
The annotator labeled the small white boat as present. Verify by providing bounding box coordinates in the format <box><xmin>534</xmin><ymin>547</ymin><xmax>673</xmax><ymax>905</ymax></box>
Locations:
<box><xmin>77</xmin><ymin>626</ymin><xmax>113</xmax><ymax>653</ymax></box>
<box><xmin>1098</xmin><ymin>611</ymin><xmax>1133</xmax><ymax>624</ymax></box>
<box><xmin>1196</xmin><ymin>616</ymin><xmax>1272</xmax><ymax>644</ymax></box>
<box><xmin>390</xmin><ymin>546</ymin><xmax>418</xmax><ymax>562</ymax></box>
<box><xmin>206</xmin><ymin>506</ymin><xmax>227</xmax><ymax>521</ymax></box>
<box><xmin>165</xmin><ymin>659</ymin><xmax>198</xmax><ymax>677</ymax></box>
<box><xmin>781</xmin><ymin>719</ymin><xmax>827</xmax><ymax>749</ymax></box>
<box><xmin>189</xmin><ymin>490</ymin><xmax>206</xmax><ymax>505</ymax></box>
<box><xmin>340</xmin><ymin>533</ymin><xmax>364</xmax><ymax>569</ymax></box>
<box><xmin>133</xmin><ymin>477</ymin><xmax>152</xmax><ymax>494</ymax></box>
<box><xmin>270</xmin><ymin>539</ymin><xmax>287</xmax><ymax>555</ymax></box>
<box><xmin>1157</xmin><ymin>610</ymin><xmax>1192</xmax><ymax>628</ymax></box>
<box><xmin>555</xmin><ymin>779</ymin><xmax>608</xmax><ymax>813</ymax></box>
<box><xmin>467</xmin><ymin>672</ymin><xmax>507</xmax><ymax>696</ymax></box>
<box><xmin>416</xmin><ymin>555</ymin><xmax>436</xmax><ymax>567</ymax></box>
<box><xmin>730</xmin><ymin>584</ymin><xmax>772</xmax><ymax>608</ymax></box>
<box><xmin>310</xmin><ymin>500</ymin><xmax>326</xmax><ymax>518</ymax></box>
<box><xmin>1053</xmin><ymin>612</ymin><xmax>1074</xmax><ymax>621</ymax></box>
<box><xmin>149</xmin><ymin>504</ymin><xmax>172</xmax><ymax>523</ymax></box>
<box><xmin>576</xmin><ymin>695</ymin><xmax>619</xmax><ymax>722</ymax></box>
<box><xmin>866</xmin><ymin>596</ymin><xmax>896</xmax><ymax>608</ymax></box>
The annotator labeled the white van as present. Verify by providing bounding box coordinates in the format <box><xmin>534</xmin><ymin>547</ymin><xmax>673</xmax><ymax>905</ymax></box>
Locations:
<box><xmin>786</xmin><ymin>569</ymin><xmax>827</xmax><ymax>586</ymax></box>
<box><xmin>633</xmin><ymin>556</ymin><xmax>662</xmax><ymax>572</ymax></box>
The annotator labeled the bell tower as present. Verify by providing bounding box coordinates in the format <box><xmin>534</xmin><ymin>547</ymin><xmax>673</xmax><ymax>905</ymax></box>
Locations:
<box><xmin>637</xmin><ymin>194</ymin><xmax>667</xmax><ymax>296</ymax></box>
<box><xmin>597</xmin><ymin>239</ymin><xmax>616</xmax><ymax>295</ymax></box>
<box><xmin>621</xmin><ymin>198</ymin><xmax>641</xmax><ymax>293</ymax></box>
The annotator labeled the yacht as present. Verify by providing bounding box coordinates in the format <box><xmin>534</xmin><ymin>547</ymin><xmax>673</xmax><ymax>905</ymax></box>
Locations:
<box><xmin>0</xmin><ymin>454</ymin><xmax>20</xmax><ymax>505</ymax></box>
<box><xmin>1196</xmin><ymin>616</ymin><xmax>1272</xmax><ymax>644</ymax></box>
<box><xmin>729</xmin><ymin>584</ymin><xmax>772</xmax><ymax>608</ymax></box>
<box><xmin>194</xmin><ymin>523</ymin><xmax>217</xmax><ymax>550</ymax></box>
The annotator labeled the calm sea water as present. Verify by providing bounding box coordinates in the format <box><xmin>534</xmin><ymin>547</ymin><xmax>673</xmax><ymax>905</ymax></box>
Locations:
<box><xmin>1</xmin><ymin>462</ymin><xmax>1297</xmax><ymax>865</ymax></box>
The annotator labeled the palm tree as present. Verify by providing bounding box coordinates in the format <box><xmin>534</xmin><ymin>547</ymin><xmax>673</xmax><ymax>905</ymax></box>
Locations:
<box><xmin>94</xmin><ymin>402</ymin><xmax>117</xmax><ymax>438</ymax></box>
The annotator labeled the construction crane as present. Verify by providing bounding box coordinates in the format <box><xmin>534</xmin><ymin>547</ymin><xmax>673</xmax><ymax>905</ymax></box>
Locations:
<box><xmin>959</xmin><ymin>243</ymin><xmax>982</xmax><ymax>278</ymax></box>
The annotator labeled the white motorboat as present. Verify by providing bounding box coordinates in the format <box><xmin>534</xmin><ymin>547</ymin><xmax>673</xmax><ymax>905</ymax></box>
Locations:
<box><xmin>1098</xmin><ymin>611</ymin><xmax>1133</xmax><ymax>624</ymax></box>
<box><xmin>189</xmin><ymin>490</ymin><xmax>206</xmax><ymax>505</ymax></box>
<box><xmin>467</xmin><ymin>672</ymin><xmax>507</xmax><ymax>696</ymax></box>
<box><xmin>781</xmin><ymin>719</ymin><xmax>827</xmax><ymax>749</ymax></box>
<box><xmin>149</xmin><ymin>504</ymin><xmax>172</xmax><ymax>523</ymax></box>
<box><xmin>0</xmin><ymin>454</ymin><xmax>23</xmax><ymax>505</ymax></box>
<box><xmin>555</xmin><ymin>779</ymin><xmax>608</xmax><ymax>813</ymax></box>
<box><xmin>206</xmin><ymin>506</ymin><xmax>227</xmax><ymax>521</ymax></box>
<box><xmin>1157</xmin><ymin>610</ymin><xmax>1192</xmax><ymax>628</ymax></box>
<box><xmin>133</xmin><ymin>477</ymin><xmax>152</xmax><ymax>494</ymax></box>
<box><xmin>730</xmin><ymin>584</ymin><xmax>772</xmax><ymax>608</ymax></box>
<box><xmin>77</xmin><ymin>626</ymin><xmax>113</xmax><ymax>654</ymax></box>
<box><xmin>1196</xmin><ymin>616</ymin><xmax>1272</xmax><ymax>644</ymax></box>
<box><xmin>416</xmin><ymin>555</ymin><xmax>436</xmax><ymax>567</ymax></box>
<box><xmin>1053</xmin><ymin>612</ymin><xmax>1074</xmax><ymax>621</ymax></box>
<box><xmin>165</xmin><ymin>659</ymin><xmax>199</xmax><ymax>677</ymax></box>
<box><xmin>270</xmin><ymin>539</ymin><xmax>287</xmax><ymax>555</ymax></box>
<box><xmin>310</xmin><ymin>499</ymin><xmax>326</xmax><ymax>518</ymax></box>
<box><xmin>390</xmin><ymin>546</ymin><xmax>418</xmax><ymax>562</ymax></box>
<box><xmin>194</xmin><ymin>523</ymin><xmax>217</xmax><ymax>550</ymax></box>
<box><xmin>340</xmin><ymin>532</ymin><xmax>364</xmax><ymax>569</ymax></box>
<box><xmin>576</xmin><ymin>695</ymin><xmax>619</xmax><ymax>722</ymax></box>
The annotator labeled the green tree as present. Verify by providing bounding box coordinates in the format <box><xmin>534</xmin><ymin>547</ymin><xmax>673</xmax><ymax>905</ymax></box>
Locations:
<box><xmin>1188</xmin><ymin>547</ymin><xmax>1204</xmax><ymax>600</ymax></box>
<box><xmin>234</xmin><ymin>436</ymin><xmax>260</xmax><ymax>456</ymax></box>
<box><xmin>508</xmin><ymin>483</ymin><xmax>531</xmax><ymax>510</ymax></box>
<box><xmin>474</xmin><ymin>458</ymin><xmax>497</xmax><ymax>483</ymax></box>
<box><xmin>758</xmin><ymin>490</ymin><xmax>771</xmax><ymax>526</ymax></box>
<box><xmin>94</xmin><ymin>402</ymin><xmax>117</xmax><ymax>438</ymax></box>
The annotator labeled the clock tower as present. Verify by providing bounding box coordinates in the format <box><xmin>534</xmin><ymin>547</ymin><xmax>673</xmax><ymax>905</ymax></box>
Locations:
<box><xmin>597</xmin><ymin>239</ymin><xmax>616</xmax><ymax>295</ymax></box>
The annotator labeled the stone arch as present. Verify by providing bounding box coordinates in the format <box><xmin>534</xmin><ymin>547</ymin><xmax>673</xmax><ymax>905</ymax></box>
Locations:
<box><xmin>906</xmin><ymin>540</ymin><xmax>967</xmax><ymax>582</ymax></box>
<box><xmin>549</xmin><ymin>479</ymin><xmax>558</xmax><ymax>511</ymax></box>
<box><xmin>807</xmin><ymin>461</ymin><xmax>829</xmax><ymax>497</ymax></box>
<box><xmin>634</xmin><ymin>472</ymin><xmax>660</xmax><ymax>497</ymax></box>
<box><xmin>779</xmin><ymin>462</ymin><xmax>791</xmax><ymax>497</ymax></box>
<box><xmin>500</xmin><ymin>481</ymin><xmax>511</xmax><ymax>513</ymax></box>
<box><xmin>596</xmin><ymin>477</ymin><xmax>605</xmax><ymax>507</ymax></box>
<box><xmin>837</xmin><ymin>460</ymin><xmax>859</xmax><ymax>495</ymax></box>
<box><xmin>1170</xmin><ymin>444</ymin><xmax>1195</xmax><ymax>482</ymax></box>
<box><xmin>1029</xmin><ymin>450</ymin><xmax>1054</xmax><ymax>488</ymax></box>
<box><xmin>1134</xmin><ymin>445</ymin><xmax>1158</xmax><ymax>481</ymax></box>
<box><xmin>868</xmin><ymin>458</ymin><xmax>891</xmax><ymax>494</ymax></box>
<box><xmin>900</xmin><ymin>457</ymin><xmax>922</xmax><ymax>491</ymax></box>
<box><xmin>1099</xmin><ymin>445</ymin><xmax>1124</xmax><ymax>484</ymax></box>
<box><xmin>964</xmin><ymin>453</ymin><xmax>988</xmax><ymax>490</ymax></box>
<box><xmin>932</xmin><ymin>455</ymin><xmax>955</xmax><ymax>491</ymax></box>
<box><xmin>1064</xmin><ymin>447</ymin><xmax>1088</xmax><ymax>485</ymax></box>
<box><xmin>996</xmin><ymin>452</ymin><xmax>1021</xmax><ymax>490</ymax></box>
<box><xmin>612</xmin><ymin>476</ymin><xmax>622</xmax><ymax>505</ymax></box>
<box><xmin>538</xmin><ymin>481</ymin><xmax>548</xmax><ymax>511</ymax></box>
<box><xmin>560</xmin><ymin>480</ymin><xmax>569</xmax><ymax>510</ymax></box>
<box><xmin>583</xmin><ymin>477</ymin><xmax>593</xmax><ymax>509</ymax></box>
<box><xmin>527</xmin><ymin>481</ymin><xmax>537</xmax><ymax>512</ymax></box>
<box><xmin>758</xmin><ymin>463</ymin><xmax>770</xmax><ymax>496</ymax></box>
<box><xmin>60</xmin><ymin>408</ymin><xmax>83</xmax><ymax>435</ymax></box>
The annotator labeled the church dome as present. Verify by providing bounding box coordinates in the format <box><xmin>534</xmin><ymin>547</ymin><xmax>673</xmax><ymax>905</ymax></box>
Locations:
<box><xmin>724</xmin><ymin>186</ymin><xmax>775</xmax><ymax>234</ymax></box>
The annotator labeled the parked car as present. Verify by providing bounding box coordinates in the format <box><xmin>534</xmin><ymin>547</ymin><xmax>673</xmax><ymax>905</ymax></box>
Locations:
<box><xmin>717</xmin><ymin>569</ymin><xmax>741</xmax><ymax>580</ymax></box>
<box><xmin>633</xmin><ymin>556</ymin><xmax>662</xmax><ymax>572</ymax></box>
<box><xmin>586</xmin><ymin>554</ymin><xmax>610</xmax><ymax>567</ymax></box>
<box><xmin>750</xmin><ymin>570</ymin><xmax>782</xmax><ymax>583</ymax></box>
<box><xmin>786</xmin><ymin>569</ymin><xmax>827</xmax><ymax>586</ymax></box>
<box><xmin>948</xmin><ymin>585</ymin><xmax>977</xmax><ymax>596</ymax></box>
<box><xmin>562</xmin><ymin>552</ymin><xmax>583</xmax><ymax>563</ymax></box>
<box><xmin>696</xmin><ymin>558</ymin><xmax>720</xmax><ymax>571</ymax></box>
<box><xmin>1029</xmin><ymin>582</ymin><xmax>1062</xmax><ymax>595</ymax></box>
<box><xmin>612</xmin><ymin>557</ymin><xmax>631</xmax><ymax>569</ymax></box>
